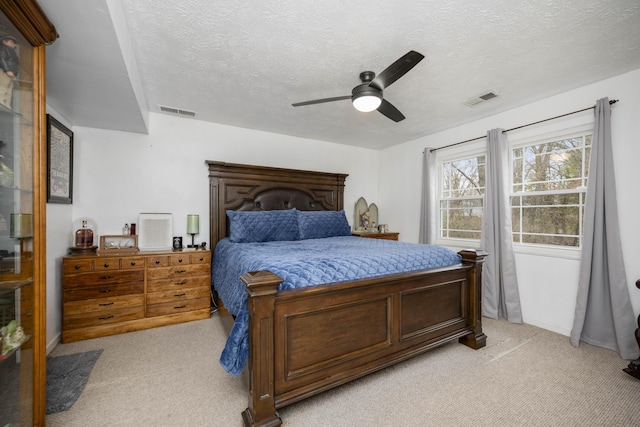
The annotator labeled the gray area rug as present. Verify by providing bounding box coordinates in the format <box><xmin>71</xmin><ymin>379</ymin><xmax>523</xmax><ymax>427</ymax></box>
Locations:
<box><xmin>46</xmin><ymin>349</ymin><xmax>103</xmax><ymax>414</ymax></box>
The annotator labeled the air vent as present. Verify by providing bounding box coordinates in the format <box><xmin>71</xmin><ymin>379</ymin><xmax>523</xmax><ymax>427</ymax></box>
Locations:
<box><xmin>479</xmin><ymin>92</ymin><xmax>497</xmax><ymax>101</ymax></box>
<box><xmin>158</xmin><ymin>105</ymin><xmax>197</xmax><ymax>117</ymax></box>
<box><xmin>464</xmin><ymin>91</ymin><xmax>498</xmax><ymax>107</ymax></box>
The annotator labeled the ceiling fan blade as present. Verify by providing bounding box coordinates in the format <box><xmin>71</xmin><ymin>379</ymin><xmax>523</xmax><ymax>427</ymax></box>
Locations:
<box><xmin>377</xmin><ymin>99</ymin><xmax>405</xmax><ymax>122</ymax></box>
<box><xmin>292</xmin><ymin>95</ymin><xmax>351</xmax><ymax>107</ymax></box>
<box><xmin>369</xmin><ymin>50</ymin><xmax>425</xmax><ymax>91</ymax></box>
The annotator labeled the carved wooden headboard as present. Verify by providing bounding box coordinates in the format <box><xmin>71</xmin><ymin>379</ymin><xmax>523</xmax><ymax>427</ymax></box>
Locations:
<box><xmin>207</xmin><ymin>161</ymin><xmax>348</xmax><ymax>251</ymax></box>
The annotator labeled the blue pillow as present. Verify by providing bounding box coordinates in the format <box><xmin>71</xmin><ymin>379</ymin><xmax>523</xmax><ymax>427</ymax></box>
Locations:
<box><xmin>227</xmin><ymin>209</ymin><xmax>299</xmax><ymax>243</ymax></box>
<box><xmin>297</xmin><ymin>210</ymin><xmax>352</xmax><ymax>240</ymax></box>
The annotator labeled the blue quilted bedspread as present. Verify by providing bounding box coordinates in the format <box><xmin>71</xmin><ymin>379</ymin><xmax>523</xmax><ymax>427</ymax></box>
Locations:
<box><xmin>212</xmin><ymin>236</ymin><xmax>461</xmax><ymax>375</ymax></box>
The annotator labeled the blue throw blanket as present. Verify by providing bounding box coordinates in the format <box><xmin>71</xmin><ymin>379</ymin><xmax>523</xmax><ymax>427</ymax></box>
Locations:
<box><xmin>212</xmin><ymin>236</ymin><xmax>461</xmax><ymax>375</ymax></box>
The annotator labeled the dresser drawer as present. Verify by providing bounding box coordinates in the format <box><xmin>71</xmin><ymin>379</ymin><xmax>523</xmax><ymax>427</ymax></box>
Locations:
<box><xmin>64</xmin><ymin>270</ymin><xmax>144</xmax><ymax>288</ymax></box>
<box><xmin>64</xmin><ymin>294</ymin><xmax>145</xmax><ymax>315</ymax></box>
<box><xmin>64</xmin><ymin>282</ymin><xmax>144</xmax><ymax>302</ymax></box>
<box><xmin>146</xmin><ymin>263</ymin><xmax>210</xmax><ymax>280</ymax></box>
<box><xmin>63</xmin><ymin>258</ymin><xmax>93</xmax><ymax>275</ymax></box>
<box><xmin>168</xmin><ymin>253</ymin><xmax>210</xmax><ymax>266</ymax></box>
<box><xmin>63</xmin><ymin>306</ymin><xmax>144</xmax><ymax>329</ymax></box>
<box><xmin>94</xmin><ymin>257</ymin><xmax>122</xmax><ymax>271</ymax></box>
<box><xmin>170</xmin><ymin>254</ymin><xmax>191</xmax><ymax>266</ymax></box>
<box><xmin>190</xmin><ymin>252</ymin><xmax>210</xmax><ymax>265</ymax></box>
<box><xmin>146</xmin><ymin>297</ymin><xmax>210</xmax><ymax>318</ymax></box>
<box><xmin>122</xmin><ymin>257</ymin><xmax>145</xmax><ymax>269</ymax></box>
<box><xmin>146</xmin><ymin>286</ymin><xmax>209</xmax><ymax>306</ymax></box>
<box><xmin>147</xmin><ymin>255</ymin><xmax>171</xmax><ymax>268</ymax></box>
<box><xmin>147</xmin><ymin>275</ymin><xmax>210</xmax><ymax>292</ymax></box>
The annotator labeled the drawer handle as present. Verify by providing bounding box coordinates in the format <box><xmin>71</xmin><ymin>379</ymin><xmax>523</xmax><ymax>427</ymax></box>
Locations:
<box><xmin>130</xmin><ymin>261</ymin><xmax>136</xmax><ymax>266</ymax></box>
<box><xmin>98</xmin><ymin>315</ymin><xmax>114</xmax><ymax>320</ymax></box>
<box><xmin>199</xmin><ymin>257</ymin><xmax>204</xmax><ymax>261</ymax></box>
<box><xmin>98</xmin><ymin>302</ymin><xmax>114</xmax><ymax>306</ymax></box>
<box><xmin>174</xmin><ymin>305</ymin><xmax>186</xmax><ymax>309</ymax></box>
<box><xmin>99</xmin><ymin>289</ymin><xmax>113</xmax><ymax>293</ymax></box>
<box><xmin>174</xmin><ymin>280</ymin><xmax>187</xmax><ymax>286</ymax></box>
<box><xmin>74</xmin><ymin>264</ymin><xmax>81</xmax><ymax>270</ymax></box>
<box><xmin>103</xmin><ymin>263</ymin><xmax>110</xmax><ymax>268</ymax></box>
<box><xmin>176</xmin><ymin>269</ymin><xmax>187</xmax><ymax>273</ymax></box>
<box><xmin>101</xmin><ymin>275</ymin><xmax>114</xmax><ymax>279</ymax></box>
<box><xmin>178</xmin><ymin>258</ymin><xmax>183</xmax><ymax>263</ymax></box>
<box><xmin>174</xmin><ymin>293</ymin><xmax>186</xmax><ymax>297</ymax></box>
<box><xmin>155</xmin><ymin>259</ymin><xmax>161</xmax><ymax>264</ymax></box>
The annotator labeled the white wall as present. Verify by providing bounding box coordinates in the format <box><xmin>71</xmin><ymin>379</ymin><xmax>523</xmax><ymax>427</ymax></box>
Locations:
<box><xmin>45</xmin><ymin>106</ymin><xmax>73</xmax><ymax>354</ymax></box>
<box><xmin>45</xmin><ymin>113</ymin><xmax>380</xmax><ymax>349</ymax></box>
<box><xmin>379</xmin><ymin>68</ymin><xmax>640</xmax><ymax>337</ymax></box>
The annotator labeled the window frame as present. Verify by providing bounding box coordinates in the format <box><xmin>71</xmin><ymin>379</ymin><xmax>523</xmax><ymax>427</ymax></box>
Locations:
<box><xmin>434</xmin><ymin>141</ymin><xmax>486</xmax><ymax>249</ymax></box>
<box><xmin>508</xmin><ymin>124</ymin><xmax>593</xmax><ymax>258</ymax></box>
<box><xmin>433</xmin><ymin>122</ymin><xmax>593</xmax><ymax>259</ymax></box>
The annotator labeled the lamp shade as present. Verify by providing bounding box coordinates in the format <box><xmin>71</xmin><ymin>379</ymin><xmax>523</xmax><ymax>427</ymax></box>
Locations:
<box><xmin>187</xmin><ymin>214</ymin><xmax>199</xmax><ymax>234</ymax></box>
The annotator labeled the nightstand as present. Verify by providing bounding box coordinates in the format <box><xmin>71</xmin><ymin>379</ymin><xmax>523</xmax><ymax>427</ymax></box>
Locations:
<box><xmin>351</xmin><ymin>231</ymin><xmax>399</xmax><ymax>241</ymax></box>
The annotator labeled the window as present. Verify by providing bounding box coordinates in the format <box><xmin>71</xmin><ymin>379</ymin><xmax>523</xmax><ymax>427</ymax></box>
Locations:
<box><xmin>439</xmin><ymin>154</ymin><xmax>485</xmax><ymax>240</ymax></box>
<box><xmin>436</xmin><ymin>129</ymin><xmax>592</xmax><ymax>249</ymax></box>
<box><xmin>511</xmin><ymin>132</ymin><xmax>591</xmax><ymax>247</ymax></box>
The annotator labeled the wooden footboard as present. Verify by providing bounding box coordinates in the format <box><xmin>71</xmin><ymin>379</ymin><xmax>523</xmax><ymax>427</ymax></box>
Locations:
<box><xmin>241</xmin><ymin>249</ymin><xmax>487</xmax><ymax>427</ymax></box>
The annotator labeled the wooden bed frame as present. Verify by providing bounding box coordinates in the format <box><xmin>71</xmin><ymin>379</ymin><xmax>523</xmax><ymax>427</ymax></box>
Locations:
<box><xmin>207</xmin><ymin>161</ymin><xmax>487</xmax><ymax>427</ymax></box>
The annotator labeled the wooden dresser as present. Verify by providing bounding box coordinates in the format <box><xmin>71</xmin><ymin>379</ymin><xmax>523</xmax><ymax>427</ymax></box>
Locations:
<box><xmin>62</xmin><ymin>250</ymin><xmax>211</xmax><ymax>343</ymax></box>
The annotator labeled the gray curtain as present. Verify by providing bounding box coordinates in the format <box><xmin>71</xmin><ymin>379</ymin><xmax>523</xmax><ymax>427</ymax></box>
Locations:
<box><xmin>570</xmin><ymin>98</ymin><xmax>638</xmax><ymax>359</ymax></box>
<box><xmin>419</xmin><ymin>148</ymin><xmax>436</xmax><ymax>244</ymax></box>
<box><xmin>481</xmin><ymin>129</ymin><xmax>522</xmax><ymax>322</ymax></box>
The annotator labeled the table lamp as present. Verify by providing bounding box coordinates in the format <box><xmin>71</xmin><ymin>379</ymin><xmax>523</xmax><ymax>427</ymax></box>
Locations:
<box><xmin>187</xmin><ymin>214</ymin><xmax>199</xmax><ymax>248</ymax></box>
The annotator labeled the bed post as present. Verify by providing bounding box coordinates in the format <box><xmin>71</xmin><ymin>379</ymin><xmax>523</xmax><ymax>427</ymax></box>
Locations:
<box><xmin>241</xmin><ymin>271</ymin><xmax>284</xmax><ymax>427</ymax></box>
<box><xmin>458</xmin><ymin>249</ymin><xmax>488</xmax><ymax>350</ymax></box>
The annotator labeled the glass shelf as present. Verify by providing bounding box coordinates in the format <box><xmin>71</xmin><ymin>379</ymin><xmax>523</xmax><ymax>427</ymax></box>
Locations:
<box><xmin>0</xmin><ymin>278</ymin><xmax>33</xmax><ymax>296</ymax></box>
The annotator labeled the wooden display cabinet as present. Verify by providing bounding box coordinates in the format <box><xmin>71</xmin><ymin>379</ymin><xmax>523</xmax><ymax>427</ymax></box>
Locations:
<box><xmin>0</xmin><ymin>2</ymin><xmax>57</xmax><ymax>426</ymax></box>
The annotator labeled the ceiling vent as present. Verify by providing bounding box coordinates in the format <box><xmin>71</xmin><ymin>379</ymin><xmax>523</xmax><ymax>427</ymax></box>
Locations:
<box><xmin>158</xmin><ymin>105</ymin><xmax>197</xmax><ymax>117</ymax></box>
<box><xmin>464</xmin><ymin>91</ymin><xmax>498</xmax><ymax>107</ymax></box>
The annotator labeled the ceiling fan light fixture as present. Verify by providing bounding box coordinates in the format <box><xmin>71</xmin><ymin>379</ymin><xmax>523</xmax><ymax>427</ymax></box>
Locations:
<box><xmin>352</xmin><ymin>84</ymin><xmax>383</xmax><ymax>112</ymax></box>
<box><xmin>353</xmin><ymin>94</ymin><xmax>382</xmax><ymax>112</ymax></box>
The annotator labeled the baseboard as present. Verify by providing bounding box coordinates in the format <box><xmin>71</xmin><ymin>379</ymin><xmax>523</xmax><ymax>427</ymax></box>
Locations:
<box><xmin>522</xmin><ymin>315</ymin><xmax>571</xmax><ymax>337</ymax></box>
<box><xmin>47</xmin><ymin>332</ymin><xmax>61</xmax><ymax>355</ymax></box>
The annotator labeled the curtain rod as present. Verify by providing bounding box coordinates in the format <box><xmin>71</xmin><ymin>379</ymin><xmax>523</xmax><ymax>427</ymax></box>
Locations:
<box><xmin>429</xmin><ymin>99</ymin><xmax>618</xmax><ymax>153</ymax></box>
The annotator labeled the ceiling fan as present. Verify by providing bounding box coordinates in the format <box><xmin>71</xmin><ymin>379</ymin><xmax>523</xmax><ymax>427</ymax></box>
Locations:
<box><xmin>292</xmin><ymin>50</ymin><xmax>424</xmax><ymax>122</ymax></box>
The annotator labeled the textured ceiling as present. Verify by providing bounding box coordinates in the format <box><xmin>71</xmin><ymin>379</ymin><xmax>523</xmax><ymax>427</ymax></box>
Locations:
<box><xmin>42</xmin><ymin>0</ymin><xmax>640</xmax><ymax>149</ymax></box>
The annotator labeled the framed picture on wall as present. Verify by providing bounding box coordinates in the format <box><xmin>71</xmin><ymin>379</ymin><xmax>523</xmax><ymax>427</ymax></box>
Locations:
<box><xmin>46</xmin><ymin>114</ymin><xmax>73</xmax><ymax>204</ymax></box>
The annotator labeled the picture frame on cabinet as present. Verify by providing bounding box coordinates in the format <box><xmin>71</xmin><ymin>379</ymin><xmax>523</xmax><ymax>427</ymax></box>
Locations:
<box><xmin>46</xmin><ymin>114</ymin><xmax>73</xmax><ymax>204</ymax></box>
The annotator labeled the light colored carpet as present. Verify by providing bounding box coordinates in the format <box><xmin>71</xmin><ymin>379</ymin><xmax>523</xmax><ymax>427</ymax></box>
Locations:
<box><xmin>46</xmin><ymin>316</ymin><xmax>640</xmax><ymax>427</ymax></box>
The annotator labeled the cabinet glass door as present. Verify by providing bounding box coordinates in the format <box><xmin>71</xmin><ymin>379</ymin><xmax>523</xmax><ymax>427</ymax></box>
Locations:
<box><xmin>0</xmin><ymin>13</ymin><xmax>35</xmax><ymax>426</ymax></box>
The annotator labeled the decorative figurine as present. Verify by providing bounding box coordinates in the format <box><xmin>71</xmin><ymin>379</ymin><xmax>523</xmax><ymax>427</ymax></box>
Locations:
<box><xmin>360</xmin><ymin>209</ymin><xmax>370</xmax><ymax>230</ymax></box>
<box><xmin>1</xmin><ymin>320</ymin><xmax>26</xmax><ymax>355</ymax></box>
<box><xmin>0</xmin><ymin>35</ymin><xmax>19</xmax><ymax>109</ymax></box>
